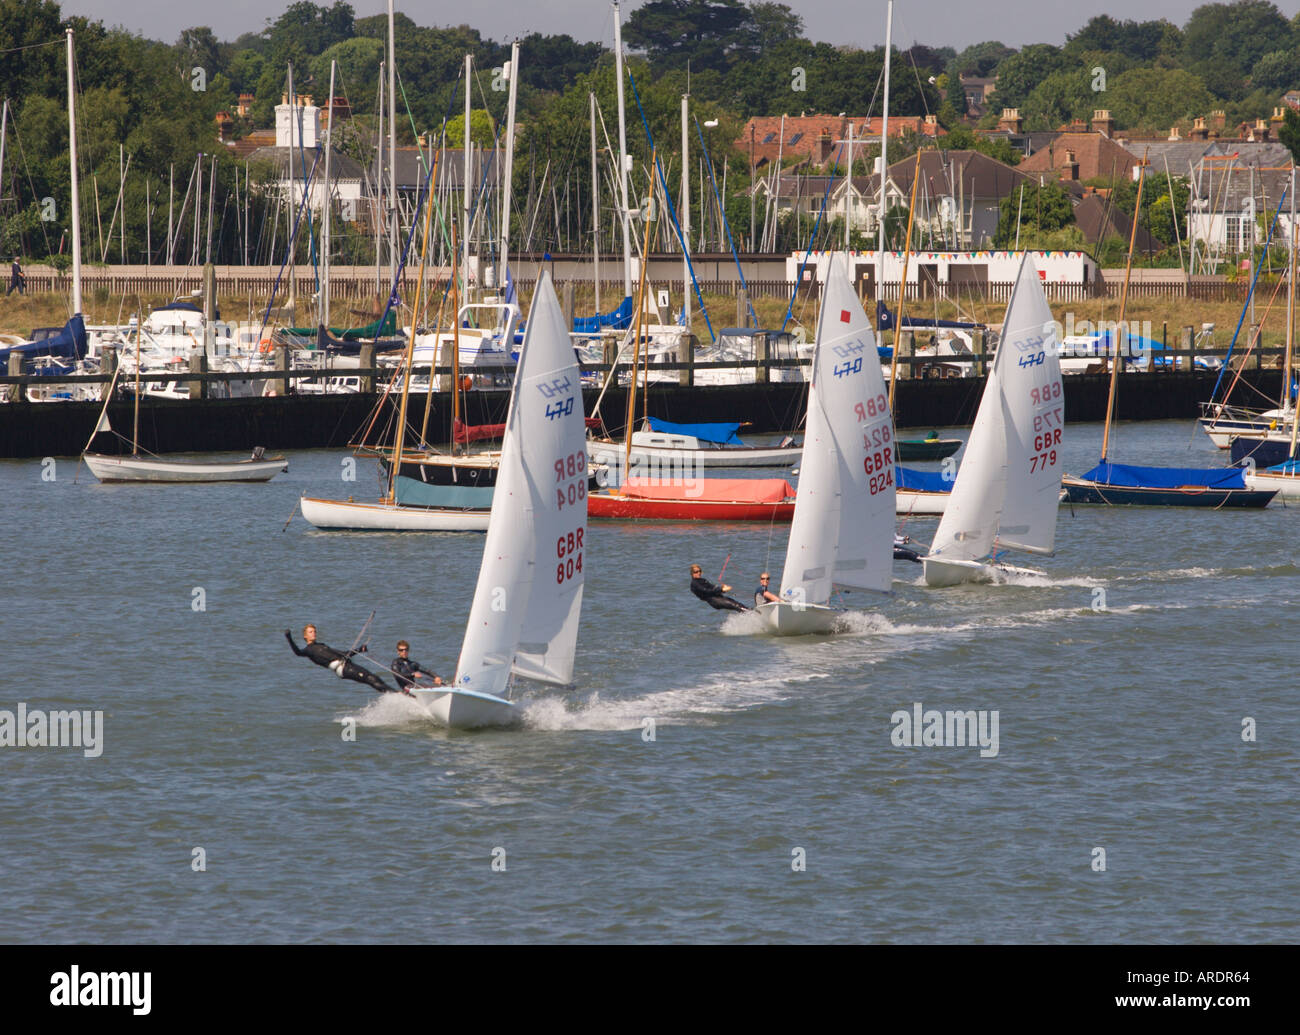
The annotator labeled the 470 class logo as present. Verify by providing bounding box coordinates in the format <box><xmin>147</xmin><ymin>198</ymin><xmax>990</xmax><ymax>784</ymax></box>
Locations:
<box><xmin>536</xmin><ymin>375</ymin><xmax>573</xmax><ymax>399</ymax></box>
<box><xmin>831</xmin><ymin>339</ymin><xmax>866</xmax><ymax>358</ymax></box>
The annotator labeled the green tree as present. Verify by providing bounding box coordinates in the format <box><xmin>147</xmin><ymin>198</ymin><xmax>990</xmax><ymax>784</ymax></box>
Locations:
<box><xmin>445</xmin><ymin>110</ymin><xmax>496</xmax><ymax>149</ymax></box>
<box><xmin>950</xmin><ymin>41</ymin><xmax>1015</xmax><ymax>77</ymax></box>
<box><xmin>1182</xmin><ymin>0</ymin><xmax>1293</xmax><ymax>100</ymax></box>
<box><xmin>992</xmin><ymin>44</ymin><xmax>1066</xmax><ymax>111</ymax></box>
<box><xmin>1105</xmin><ymin>67</ymin><xmax>1216</xmax><ymax>132</ymax></box>
<box><xmin>993</xmin><ymin>179</ymin><xmax>1073</xmax><ymax>247</ymax></box>
<box><xmin>1279</xmin><ymin>108</ymin><xmax>1300</xmax><ymax>165</ymax></box>
<box><xmin>624</xmin><ymin>0</ymin><xmax>755</xmax><ymax>73</ymax></box>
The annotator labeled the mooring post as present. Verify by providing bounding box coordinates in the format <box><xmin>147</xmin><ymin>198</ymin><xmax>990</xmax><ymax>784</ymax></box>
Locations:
<box><xmin>188</xmin><ymin>350</ymin><xmax>207</xmax><ymax>400</ymax></box>
<box><xmin>1181</xmin><ymin>326</ymin><xmax>1194</xmax><ymax>372</ymax></box>
<box><xmin>274</xmin><ymin>344</ymin><xmax>290</xmax><ymax>397</ymax></box>
<box><xmin>359</xmin><ymin>343</ymin><xmax>375</xmax><ymax>394</ymax></box>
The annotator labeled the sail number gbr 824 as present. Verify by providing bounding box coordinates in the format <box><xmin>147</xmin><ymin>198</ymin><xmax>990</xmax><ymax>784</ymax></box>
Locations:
<box><xmin>857</xmin><ymin>396</ymin><xmax>894</xmax><ymax>496</ymax></box>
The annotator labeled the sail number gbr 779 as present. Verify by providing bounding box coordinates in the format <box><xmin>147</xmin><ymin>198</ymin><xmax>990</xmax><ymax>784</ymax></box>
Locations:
<box><xmin>555</xmin><ymin>449</ymin><xmax>586</xmax><ymax>585</ymax></box>
<box><xmin>857</xmin><ymin>395</ymin><xmax>894</xmax><ymax>496</ymax></box>
<box><xmin>1029</xmin><ymin>381</ymin><xmax>1064</xmax><ymax>474</ymax></box>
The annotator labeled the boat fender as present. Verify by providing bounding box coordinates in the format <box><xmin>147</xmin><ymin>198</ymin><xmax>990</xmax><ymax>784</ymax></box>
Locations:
<box><xmin>329</xmin><ymin>659</ymin><xmax>346</xmax><ymax>677</ymax></box>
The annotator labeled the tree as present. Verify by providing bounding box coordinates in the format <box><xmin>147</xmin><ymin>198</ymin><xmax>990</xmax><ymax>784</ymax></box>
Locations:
<box><xmin>1279</xmin><ymin>108</ymin><xmax>1300</xmax><ymax>166</ymax></box>
<box><xmin>1063</xmin><ymin>15</ymin><xmax>1180</xmax><ymax>62</ymax></box>
<box><xmin>992</xmin><ymin>44</ymin><xmax>1066</xmax><ymax>111</ymax></box>
<box><xmin>1105</xmin><ymin>67</ymin><xmax>1216</xmax><ymax>132</ymax></box>
<box><xmin>1182</xmin><ymin>0</ymin><xmax>1293</xmax><ymax>100</ymax></box>
<box><xmin>743</xmin><ymin>2</ymin><xmax>804</xmax><ymax>56</ymax></box>
<box><xmin>624</xmin><ymin>0</ymin><xmax>755</xmax><ymax>73</ymax></box>
<box><xmin>993</xmin><ymin>179</ymin><xmax>1073</xmax><ymax>248</ymax></box>
<box><xmin>949</xmin><ymin>41</ymin><xmax>1015</xmax><ymax>78</ymax></box>
<box><xmin>1250</xmin><ymin>49</ymin><xmax>1300</xmax><ymax>92</ymax></box>
<box><xmin>445</xmin><ymin>110</ymin><xmax>496</xmax><ymax>150</ymax></box>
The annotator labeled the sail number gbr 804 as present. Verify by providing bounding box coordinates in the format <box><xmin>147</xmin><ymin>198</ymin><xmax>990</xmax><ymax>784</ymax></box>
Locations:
<box><xmin>856</xmin><ymin>396</ymin><xmax>894</xmax><ymax>495</ymax></box>
<box><xmin>554</xmin><ymin>449</ymin><xmax>586</xmax><ymax>585</ymax></box>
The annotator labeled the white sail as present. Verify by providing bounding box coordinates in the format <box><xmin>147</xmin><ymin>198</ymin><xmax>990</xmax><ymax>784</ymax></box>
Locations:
<box><xmin>927</xmin><ymin>255</ymin><xmax>1062</xmax><ymax>566</ymax></box>
<box><xmin>455</xmin><ymin>271</ymin><xmax>588</xmax><ymax>697</ymax></box>
<box><xmin>780</xmin><ymin>252</ymin><xmax>895</xmax><ymax>605</ymax></box>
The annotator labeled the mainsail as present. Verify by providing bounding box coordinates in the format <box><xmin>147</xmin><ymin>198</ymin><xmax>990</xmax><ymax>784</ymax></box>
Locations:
<box><xmin>780</xmin><ymin>253</ymin><xmax>895</xmax><ymax>605</ymax></box>
<box><xmin>455</xmin><ymin>271</ymin><xmax>588</xmax><ymax>695</ymax></box>
<box><xmin>928</xmin><ymin>255</ymin><xmax>1063</xmax><ymax>564</ymax></box>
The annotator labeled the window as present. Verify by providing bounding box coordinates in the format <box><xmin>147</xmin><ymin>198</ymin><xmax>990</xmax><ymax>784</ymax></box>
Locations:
<box><xmin>1226</xmin><ymin>215</ymin><xmax>1254</xmax><ymax>253</ymax></box>
<box><xmin>789</xmin><ymin>132</ymin><xmax>803</xmax><ymax>145</ymax></box>
<box><xmin>763</xmin><ymin>132</ymin><xmax>776</xmax><ymax>144</ymax></box>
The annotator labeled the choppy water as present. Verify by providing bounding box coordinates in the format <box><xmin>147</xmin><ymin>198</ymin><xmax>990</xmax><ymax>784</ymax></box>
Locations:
<box><xmin>2</xmin><ymin>420</ymin><xmax>1297</xmax><ymax>943</ymax></box>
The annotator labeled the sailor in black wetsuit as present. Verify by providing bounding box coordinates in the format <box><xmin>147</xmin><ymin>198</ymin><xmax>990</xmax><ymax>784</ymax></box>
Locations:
<box><xmin>391</xmin><ymin>640</ymin><xmax>443</xmax><ymax>690</ymax></box>
<box><xmin>690</xmin><ymin>564</ymin><xmax>749</xmax><ymax>612</ymax></box>
<box><xmin>893</xmin><ymin>534</ymin><xmax>922</xmax><ymax>563</ymax></box>
<box><xmin>286</xmin><ymin>624</ymin><xmax>401</xmax><ymax>694</ymax></box>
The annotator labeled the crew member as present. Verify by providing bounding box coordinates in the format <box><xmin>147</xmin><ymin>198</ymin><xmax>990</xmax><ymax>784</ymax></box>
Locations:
<box><xmin>754</xmin><ymin>572</ymin><xmax>780</xmax><ymax>607</ymax></box>
<box><xmin>286</xmin><ymin>624</ymin><xmax>401</xmax><ymax>694</ymax></box>
<box><xmin>893</xmin><ymin>534</ymin><xmax>921</xmax><ymax>563</ymax></box>
<box><xmin>391</xmin><ymin>640</ymin><xmax>443</xmax><ymax>690</ymax></box>
<box><xmin>690</xmin><ymin>564</ymin><xmax>749</xmax><ymax>612</ymax></box>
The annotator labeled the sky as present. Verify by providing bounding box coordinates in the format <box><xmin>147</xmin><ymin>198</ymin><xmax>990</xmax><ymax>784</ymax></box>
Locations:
<box><xmin>56</xmin><ymin>0</ymin><xmax>1300</xmax><ymax>49</ymax></box>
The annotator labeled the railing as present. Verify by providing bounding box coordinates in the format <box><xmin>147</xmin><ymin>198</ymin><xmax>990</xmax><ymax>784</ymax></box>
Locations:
<box><xmin>2</xmin><ymin>348</ymin><xmax>1286</xmax><ymax>398</ymax></box>
<box><xmin>11</xmin><ymin>267</ymin><xmax>1262</xmax><ymax>304</ymax></box>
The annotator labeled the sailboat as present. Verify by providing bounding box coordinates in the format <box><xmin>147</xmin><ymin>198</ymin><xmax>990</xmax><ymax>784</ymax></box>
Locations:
<box><xmin>408</xmin><ymin>272</ymin><xmax>587</xmax><ymax>727</ymax></box>
<box><xmin>755</xmin><ymin>253</ymin><xmax>895</xmax><ymax>634</ymax></box>
<box><xmin>921</xmin><ymin>255</ymin><xmax>1064</xmax><ymax>587</ymax></box>
<box><xmin>1059</xmin><ymin>155</ymin><xmax>1276</xmax><ymax>509</ymax></box>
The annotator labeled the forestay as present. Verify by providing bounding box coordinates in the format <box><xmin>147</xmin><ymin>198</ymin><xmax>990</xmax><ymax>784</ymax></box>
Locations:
<box><xmin>928</xmin><ymin>255</ymin><xmax>1063</xmax><ymax>563</ymax></box>
<box><xmin>780</xmin><ymin>253</ymin><xmax>895</xmax><ymax>605</ymax></box>
<box><xmin>455</xmin><ymin>272</ymin><xmax>588</xmax><ymax>696</ymax></box>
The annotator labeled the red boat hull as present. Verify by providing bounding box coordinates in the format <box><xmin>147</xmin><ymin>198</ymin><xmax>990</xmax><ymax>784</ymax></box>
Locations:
<box><xmin>588</xmin><ymin>492</ymin><xmax>795</xmax><ymax>521</ymax></box>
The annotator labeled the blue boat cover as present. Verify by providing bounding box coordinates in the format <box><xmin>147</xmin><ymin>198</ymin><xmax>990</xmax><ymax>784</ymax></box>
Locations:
<box><xmin>897</xmin><ymin>466</ymin><xmax>953</xmax><ymax>493</ymax></box>
<box><xmin>646</xmin><ymin>417</ymin><xmax>743</xmax><ymax>445</ymax></box>
<box><xmin>1264</xmin><ymin>458</ymin><xmax>1300</xmax><ymax>474</ymax></box>
<box><xmin>0</xmin><ymin>315</ymin><xmax>87</xmax><ymax>367</ymax></box>
<box><xmin>876</xmin><ymin>301</ymin><xmax>981</xmax><ymax>331</ymax></box>
<box><xmin>1082</xmin><ymin>461</ymin><xmax>1246</xmax><ymax>489</ymax></box>
<box><xmin>573</xmin><ymin>295</ymin><xmax>634</xmax><ymax>333</ymax></box>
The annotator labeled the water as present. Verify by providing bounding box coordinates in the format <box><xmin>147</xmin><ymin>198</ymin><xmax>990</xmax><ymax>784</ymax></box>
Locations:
<box><xmin>2</xmin><ymin>420</ymin><xmax>1297</xmax><ymax>943</ymax></box>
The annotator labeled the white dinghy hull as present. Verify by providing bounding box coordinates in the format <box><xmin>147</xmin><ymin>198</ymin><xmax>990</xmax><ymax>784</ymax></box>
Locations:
<box><xmin>756</xmin><ymin>600</ymin><xmax>843</xmax><ymax>635</ymax></box>
<box><xmin>922</xmin><ymin>556</ymin><xmax>1046</xmax><ymax>587</ymax></box>
<box><xmin>84</xmin><ymin>453</ymin><xmax>287</xmax><ymax>483</ymax></box>
<box><xmin>410</xmin><ymin>686</ymin><xmax>519</xmax><ymax>729</ymax></box>
<box><xmin>300</xmin><ymin>496</ymin><xmax>490</xmax><ymax>531</ymax></box>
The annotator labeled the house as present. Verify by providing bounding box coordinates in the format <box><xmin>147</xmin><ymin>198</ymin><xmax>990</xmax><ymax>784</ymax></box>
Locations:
<box><xmin>243</xmin><ymin>95</ymin><xmax>365</xmax><ymax>217</ymax></box>
<box><xmin>736</xmin><ymin>114</ymin><xmax>944</xmax><ymax>170</ymax></box>
<box><xmin>1018</xmin><ymin>112</ymin><xmax>1139</xmax><ymax>184</ymax></box>
<box><xmin>959</xmin><ymin>75</ymin><xmax>997</xmax><ymax>119</ymax></box>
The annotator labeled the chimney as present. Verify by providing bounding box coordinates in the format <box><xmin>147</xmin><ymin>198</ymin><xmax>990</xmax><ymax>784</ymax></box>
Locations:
<box><xmin>1273</xmin><ymin>106</ymin><xmax>1287</xmax><ymax>124</ymax></box>
<box><xmin>1064</xmin><ymin>149</ymin><xmax>1079</xmax><ymax>181</ymax></box>
<box><xmin>923</xmin><ymin>114</ymin><xmax>938</xmax><ymax>135</ymax></box>
<box><xmin>998</xmin><ymin>107</ymin><xmax>1023</xmax><ymax>134</ymax></box>
<box><xmin>1210</xmin><ymin>109</ymin><xmax>1226</xmax><ymax>132</ymax></box>
<box><xmin>815</xmin><ymin>131</ymin><xmax>833</xmax><ymax>166</ymax></box>
<box><xmin>1168</xmin><ymin>125</ymin><xmax>1181</xmax><ymax>141</ymax></box>
<box><xmin>1092</xmin><ymin>109</ymin><xmax>1114</xmax><ymax>137</ymax></box>
<box><xmin>1190</xmin><ymin>117</ymin><xmax>1207</xmax><ymax>141</ymax></box>
<box><xmin>1254</xmin><ymin>118</ymin><xmax>1270</xmax><ymax>141</ymax></box>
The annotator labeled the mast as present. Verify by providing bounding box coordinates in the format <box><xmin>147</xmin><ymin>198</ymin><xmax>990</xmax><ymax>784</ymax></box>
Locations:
<box><xmin>167</xmin><ymin>163</ymin><xmax>174</xmax><ymax>267</ymax></box>
<box><xmin>66</xmin><ymin>28</ymin><xmax>83</xmax><ymax>316</ymax></box>
<box><xmin>376</xmin><ymin>62</ymin><xmax>384</xmax><ymax>292</ymax></box>
<box><xmin>591</xmin><ymin>92</ymin><xmax>601</xmax><ymax>313</ymax></box>
<box><xmin>498</xmin><ymin>41</ymin><xmax>520</xmax><ymax>299</ymax></box>
<box><xmin>1101</xmin><ymin>152</ymin><xmax>1147</xmax><ymax>461</ymax></box>
<box><xmin>844</xmin><ymin>121</ymin><xmax>854</xmax><ymax>250</ymax></box>
<box><xmin>463</xmin><ymin>54</ymin><xmax>472</xmax><ymax>305</ymax></box>
<box><xmin>681</xmin><ymin>91</ymin><xmax>690</xmax><ymax>329</ymax></box>
<box><xmin>613</xmin><ymin>2</ymin><xmax>633</xmax><ymax>298</ymax></box>
<box><xmin>888</xmin><ymin>148</ymin><xmax>924</xmax><ymax>409</ymax></box>
<box><xmin>387</xmin><ymin>0</ymin><xmax>397</xmax><ymax>279</ymax></box>
<box><xmin>1284</xmin><ymin>161</ymin><xmax>1295</xmax><ymax>419</ymax></box>
<box><xmin>390</xmin><ymin>150</ymin><xmax>438</xmax><ymax>503</ymax></box>
<box><xmin>322</xmin><ymin>60</ymin><xmax>336</xmax><ymax>332</ymax></box>
<box><xmin>204</xmin><ymin>152</ymin><xmax>215</xmax><ymax>264</ymax></box>
<box><xmin>875</xmin><ymin>0</ymin><xmax>892</xmax><ymax>305</ymax></box>
<box><xmin>624</xmin><ymin>158</ymin><xmax>655</xmax><ymax>482</ymax></box>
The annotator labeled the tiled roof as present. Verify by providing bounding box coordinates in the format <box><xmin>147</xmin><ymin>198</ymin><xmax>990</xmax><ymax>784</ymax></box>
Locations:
<box><xmin>736</xmin><ymin>114</ymin><xmax>943</xmax><ymax>168</ymax></box>
<box><xmin>1018</xmin><ymin>132</ymin><xmax>1138</xmax><ymax>183</ymax></box>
